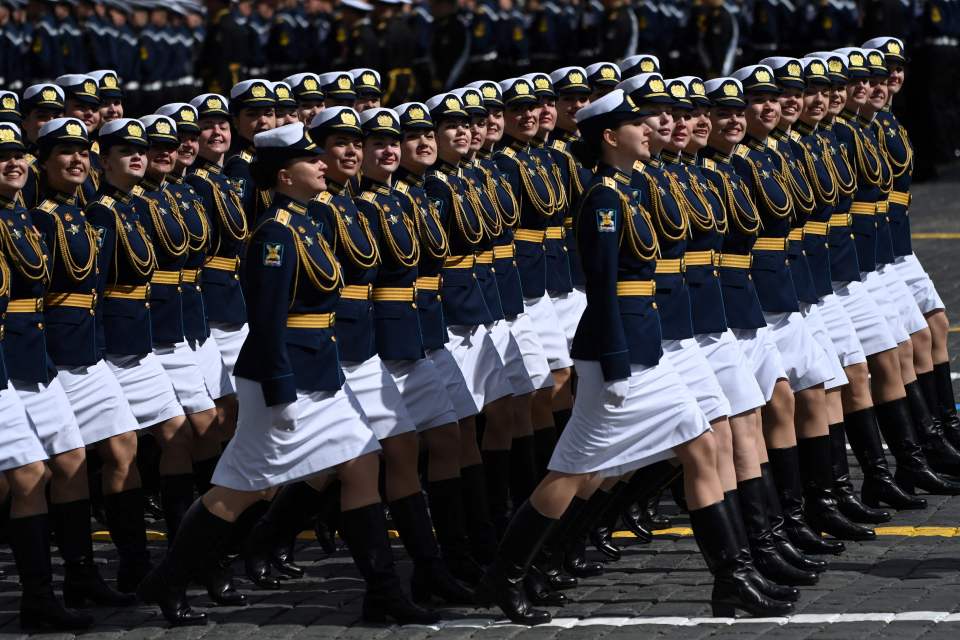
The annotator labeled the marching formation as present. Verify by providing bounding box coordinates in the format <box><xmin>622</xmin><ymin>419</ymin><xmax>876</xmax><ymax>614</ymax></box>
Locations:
<box><xmin>0</xmin><ymin>33</ymin><xmax>958</xmax><ymax>633</ymax></box>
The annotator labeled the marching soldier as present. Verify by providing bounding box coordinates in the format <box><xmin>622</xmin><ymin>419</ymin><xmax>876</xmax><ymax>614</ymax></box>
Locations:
<box><xmin>225</xmin><ymin>78</ymin><xmax>276</xmax><ymax>223</ymax></box>
<box><xmin>284</xmin><ymin>71</ymin><xmax>325</xmax><ymax>124</ymax></box>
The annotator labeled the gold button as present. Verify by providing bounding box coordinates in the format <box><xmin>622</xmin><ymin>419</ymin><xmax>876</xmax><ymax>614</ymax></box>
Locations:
<box><xmin>850</xmin><ymin>234</ymin><xmax>855</xmax><ymax>239</ymax></box>
<box><xmin>651</xmin><ymin>302</ymin><xmax>658</xmax><ymax>309</ymax></box>
<box><xmin>145</xmin><ymin>303</ymin><xmax>151</xmax><ymax>309</ymax></box>
<box><xmin>37</xmin><ymin>323</ymin><xmax>44</xmax><ymax>329</ymax></box>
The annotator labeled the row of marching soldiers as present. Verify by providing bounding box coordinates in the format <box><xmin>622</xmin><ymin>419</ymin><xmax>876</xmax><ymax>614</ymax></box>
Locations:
<box><xmin>0</xmin><ymin>34</ymin><xmax>959</xmax><ymax>631</ymax></box>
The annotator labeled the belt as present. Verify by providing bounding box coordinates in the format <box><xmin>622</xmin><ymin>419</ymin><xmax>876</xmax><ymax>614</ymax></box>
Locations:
<box><xmin>829</xmin><ymin>213</ymin><xmax>853</xmax><ymax>227</ymax></box>
<box><xmin>443</xmin><ymin>254</ymin><xmax>475</xmax><ymax>269</ymax></box>
<box><xmin>372</xmin><ymin>286</ymin><xmax>415</xmax><ymax>302</ymax></box>
<box><xmin>6</xmin><ymin>298</ymin><xmax>43</xmax><ymax>313</ymax></box>
<box><xmin>545</xmin><ymin>226</ymin><xmax>564</xmax><ymax>240</ymax></box>
<box><xmin>286</xmin><ymin>312</ymin><xmax>335</xmax><ymax>329</ymax></box>
<box><xmin>415</xmin><ymin>275</ymin><xmax>441</xmax><ymax>291</ymax></box>
<box><xmin>341</xmin><ymin>284</ymin><xmax>372</xmax><ymax>300</ymax></box>
<box><xmin>204</xmin><ymin>256</ymin><xmax>240</xmax><ymax>272</ymax></box>
<box><xmin>493</xmin><ymin>244</ymin><xmax>516</xmax><ymax>259</ymax></box>
<box><xmin>514</xmin><ymin>228</ymin><xmax>546</xmax><ymax>243</ymax></box>
<box><xmin>45</xmin><ymin>292</ymin><xmax>96</xmax><ymax>310</ymax></box>
<box><xmin>876</xmin><ymin>201</ymin><xmax>889</xmax><ymax>214</ymax></box>
<box><xmin>181</xmin><ymin>268</ymin><xmax>200</xmax><ymax>284</ymax></box>
<box><xmin>804</xmin><ymin>221</ymin><xmax>829</xmax><ymax>236</ymax></box>
<box><xmin>104</xmin><ymin>284</ymin><xmax>150</xmax><ymax>300</ymax></box>
<box><xmin>718</xmin><ymin>253</ymin><xmax>752</xmax><ymax>269</ymax></box>
<box><xmin>616</xmin><ymin>280</ymin><xmax>656</xmax><ymax>297</ymax></box>
<box><xmin>684</xmin><ymin>250</ymin><xmax>717</xmax><ymax>267</ymax></box>
<box><xmin>654</xmin><ymin>258</ymin><xmax>683</xmax><ymax>274</ymax></box>
<box><xmin>753</xmin><ymin>237</ymin><xmax>787</xmax><ymax>251</ymax></box>
<box><xmin>150</xmin><ymin>270</ymin><xmax>182</xmax><ymax>285</ymax></box>
<box><xmin>850</xmin><ymin>202</ymin><xmax>876</xmax><ymax>215</ymax></box>
<box><xmin>476</xmin><ymin>250</ymin><xmax>494</xmax><ymax>265</ymax></box>
<box><xmin>787</xmin><ymin>229</ymin><xmax>804</xmax><ymax>242</ymax></box>
<box><xmin>889</xmin><ymin>191</ymin><xmax>910</xmax><ymax>206</ymax></box>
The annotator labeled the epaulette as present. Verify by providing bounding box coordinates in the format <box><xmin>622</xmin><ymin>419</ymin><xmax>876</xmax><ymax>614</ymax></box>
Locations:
<box><xmin>239</xmin><ymin>151</ymin><xmax>254</xmax><ymax>163</ymax></box>
<box><xmin>734</xmin><ymin>145</ymin><xmax>750</xmax><ymax>158</ymax></box>
<box><xmin>430</xmin><ymin>170</ymin><xmax>448</xmax><ymax>184</ymax></box>
<box><xmin>38</xmin><ymin>199</ymin><xmax>57</xmax><ymax>214</ymax></box>
<box><xmin>789</xmin><ymin>131</ymin><xmax>802</xmax><ymax>142</ymax></box>
<box><xmin>25</xmin><ymin>153</ymin><xmax>36</xmax><ymax>166</ymax></box>
<box><xmin>602</xmin><ymin>176</ymin><xmax>617</xmax><ymax>189</ymax></box>
<box><xmin>193</xmin><ymin>168</ymin><xmax>209</xmax><ymax>179</ymax></box>
<box><xmin>550</xmin><ymin>139</ymin><xmax>567</xmax><ymax>152</ymax></box>
<box><xmin>97</xmin><ymin>195</ymin><xmax>115</xmax><ymax>209</ymax></box>
<box><xmin>701</xmin><ymin>158</ymin><xmax>717</xmax><ymax>171</ymax></box>
<box><xmin>765</xmin><ymin>137</ymin><xmax>778</xmax><ymax>149</ymax></box>
<box><xmin>360</xmin><ymin>192</ymin><xmax>377</xmax><ymax>203</ymax></box>
<box><xmin>131</xmin><ymin>185</ymin><xmax>145</xmax><ymax>196</ymax></box>
<box><xmin>274</xmin><ymin>209</ymin><xmax>291</xmax><ymax>226</ymax></box>
<box><xmin>632</xmin><ymin>160</ymin><xmax>645</xmax><ymax>173</ymax></box>
<box><xmin>394</xmin><ymin>181</ymin><xmax>409</xmax><ymax>194</ymax></box>
<box><xmin>499</xmin><ymin>147</ymin><xmax>516</xmax><ymax>159</ymax></box>
<box><xmin>315</xmin><ymin>191</ymin><xmax>333</xmax><ymax>204</ymax></box>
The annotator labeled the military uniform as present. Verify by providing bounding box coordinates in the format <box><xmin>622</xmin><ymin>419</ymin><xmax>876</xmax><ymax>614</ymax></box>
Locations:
<box><xmin>224</xmin><ymin>79</ymin><xmax>275</xmax><ymax>225</ymax></box>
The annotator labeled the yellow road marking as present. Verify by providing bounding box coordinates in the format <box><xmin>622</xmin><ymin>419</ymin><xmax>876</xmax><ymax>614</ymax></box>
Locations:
<box><xmin>92</xmin><ymin>525</ymin><xmax>960</xmax><ymax>543</ymax></box>
<box><xmin>912</xmin><ymin>232</ymin><xmax>960</xmax><ymax>239</ymax></box>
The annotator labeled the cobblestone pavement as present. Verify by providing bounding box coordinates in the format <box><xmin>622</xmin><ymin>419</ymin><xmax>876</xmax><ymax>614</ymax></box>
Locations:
<box><xmin>2</xmin><ymin>167</ymin><xmax>960</xmax><ymax>639</ymax></box>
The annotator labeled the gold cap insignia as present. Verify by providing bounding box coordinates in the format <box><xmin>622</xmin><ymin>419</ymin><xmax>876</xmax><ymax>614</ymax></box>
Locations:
<box><xmin>787</xmin><ymin>62</ymin><xmax>801</xmax><ymax>77</ymax></box>
<box><xmin>828</xmin><ymin>59</ymin><xmax>842</xmax><ymax>73</ymax></box>
<box><xmin>83</xmin><ymin>81</ymin><xmax>97</xmax><ymax>94</ymax></box>
<box><xmin>534</xmin><ymin>77</ymin><xmax>549</xmax><ymax>89</ymax></box>
<box><xmin>104</xmin><ymin>75</ymin><xmax>118</xmax><ymax>88</ymax></box>
<box><xmin>65</xmin><ymin>122</ymin><xmax>82</xmax><ymax>136</ymax></box>
<box><xmin>482</xmin><ymin>85</ymin><xmax>497</xmax><ymax>98</ymax></box>
<box><xmin>277</xmin><ymin>86</ymin><xmax>290</xmax><ymax>98</ymax></box>
<box><xmin>304</xmin><ymin>78</ymin><xmax>318</xmax><ymax>90</ymax></box>
<box><xmin>755</xmin><ymin>68</ymin><xmax>771</xmax><ymax>82</ymax></box>
<box><xmin>850</xmin><ymin>53</ymin><xmax>864</xmax><ymax>67</ymax></box>
<box><xmin>361</xmin><ymin>73</ymin><xmax>376</xmax><ymax>86</ymax></box>
<box><xmin>337</xmin><ymin>76</ymin><xmax>351</xmax><ymax>90</ymax></box>
<box><xmin>408</xmin><ymin>106</ymin><xmax>425</xmax><ymax>120</ymax></box>
<box><xmin>723</xmin><ymin>83</ymin><xmax>738</xmax><ymax>97</ymax></box>
<box><xmin>341</xmin><ymin>111</ymin><xmax>357</xmax><ymax>125</ymax></box>
<box><xmin>466</xmin><ymin>92</ymin><xmax>481</xmax><ymax>106</ymax></box>
<box><xmin>869</xmin><ymin>52</ymin><xmax>883</xmax><ymax>66</ymax></box>
<box><xmin>692</xmin><ymin>81</ymin><xmax>705</xmax><ymax>96</ymax></box>
<box><xmin>569</xmin><ymin>71</ymin><xmax>584</xmax><ymax>84</ymax></box>
<box><xmin>889</xmin><ymin>41</ymin><xmax>902</xmax><ymax>54</ymax></box>
<box><xmin>42</xmin><ymin>89</ymin><xmax>58</xmax><ymax>101</ymax></box>
<box><xmin>127</xmin><ymin>123</ymin><xmax>143</xmax><ymax>138</ymax></box>
<box><xmin>1</xmin><ymin>96</ymin><xmax>15</xmax><ymax>109</ymax></box>
<box><xmin>207</xmin><ymin>97</ymin><xmax>223</xmax><ymax>110</ymax></box>
<box><xmin>812</xmin><ymin>61</ymin><xmax>826</xmax><ymax>75</ymax></box>
<box><xmin>251</xmin><ymin>84</ymin><xmax>267</xmax><ymax>98</ymax></box>
<box><xmin>600</xmin><ymin>66</ymin><xmax>616</xmax><ymax>79</ymax></box>
<box><xmin>156</xmin><ymin>121</ymin><xmax>171</xmax><ymax>134</ymax></box>
<box><xmin>515</xmin><ymin>82</ymin><xmax>530</xmax><ymax>95</ymax></box>
<box><xmin>376</xmin><ymin>113</ymin><xmax>393</xmax><ymax>127</ymax></box>
<box><xmin>0</xmin><ymin>128</ymin><xmax>15</xmax><ymax>142</ymax></box>
<box><xmin>650</xmin><ymin>78</ymin><xmax>665</xmax><ymax>92</ymax></box>
<box><xmin>669</xmin><ymin>83</ymin><xmax>685</xmax><ymax>98</ymax></box>
<box><xmin>445</xmin><ymin>96</ymin><xmax>460</xmax><ymax>110</ymax></box>
<box><xmin>640</xmin><ymin>60</ymin><xmax>655</xmax><ymax>72</ymax></box>
<box><xmin>180</xmin><ymin>108</ymin><xmax>195</xmax><ymax>122</ymax></box>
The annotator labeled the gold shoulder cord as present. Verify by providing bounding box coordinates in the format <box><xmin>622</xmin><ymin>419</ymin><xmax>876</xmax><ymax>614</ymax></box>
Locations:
<box><xmin>114</xmin><ymin>210</ymin><xmax>157</xmax><ymax>278</ymax></box>
<box><xmin>145</xmin><ymin>195</ymin><xmax>188</xmax><ymax>258</ymax></box>
<box><xmin>206</xmin><ymin>175</ymin><xmax>249</xmax><ymax>242</ymax></box>
<box><xmin>798</xmin><ymin>140</ymin><xmax>838</xmax><ymax>205</ymax></box>
<box><xmin>368</xmin><ymin>196</ymin><xmax>420</xmax><ymax>268</ymax></box>
<box><xmin>0</xmin><ymin>218</ymin><xmax>49</xmax><ymax>282</ymax></box>
<box><xmin>851</xmin><ymin>125</ymin><xmax>882</xmax><ymax>187</ymax></box>
<box><xmin>479</xmin><ymin>164</ymin><xmax>520</xmax><ymax>229</ymax></box>
<box><xmin>550</xmin><ymin>161</ymin><xmax>568</xmax><ymax>213</ymax></box>
<box><xmin>721</xmin><ymin>171</ymin><xmax>760</xmax><ymax>235</ymax></box>
<box><xmin>874</xmin><ymin>120</ymin><xmax>912</xmax><ymax>179</ymax></box>
<box><xmin>614</xmin><ymin>187</ymin><xmax>659</xmax><ymax>261</ymax></box>
<box><xmin>0</xmin><ymin>251</ymin><xmax>9</xmax><ymax>298</ymax></box>
<box><xmin>642</xmin><ymin>172</ymin><xmax>686</xmax><ymax>242</ymax></box>
<box><xmin>744</xmin><ymin>155</ymin><xmax>793</xmax><ymax>219</ymax></box>
<box><xmin>683</xmin><ymin>167</ymin><xmax>719</xmax><ymax>233</ymax></box>
<box><xmin>664</xmin><ymin>172</ymin><xmax>697</xmax><ymax>238</ymax></box>
<box><xmin>820</xmin><ymin>135</ymin><xmax>857</xmax><ymax>197</ymax></box>
<box><xmin>771</xmin><ymin>145</ymin><xmax>816</xmax><ymax>215</ymax></box>
<box><xmin>447</xmin><ymin>179</ymin><xmax>485</xmax><ymax>247</ymax></box>
<box><xmin>166</xmin><ymin>190</ymin><xmax>210</xmax><ymax>253</ymax></box>
<box><xmin>48</xmin><ymin>211</ymin><xmax>98</xmax><ymax>282</ymax></box>
<box><xmin>332</xmin><ymin>200</ymin><xmax>380</xmax><ymax>269</ymax></box>
<box><xmin>464</xmin><ymin>175</ymin><xmax>502</xmax><ymax>239</ymax></box>
<box><xmin>516</xmin><ymin>153</ymin><xmax>558</xmax><ymax>217</ymax></box>
<box><xmin>399</xmin><ymin>188</ymin><xmax>449</xmax><ymax>259</ymax></box>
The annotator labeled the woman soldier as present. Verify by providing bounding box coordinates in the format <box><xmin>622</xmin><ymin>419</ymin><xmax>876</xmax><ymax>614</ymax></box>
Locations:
<box><xmin>139</xmin><ymin>122</ymin><xmax>430</xmax><ymax>626</ymax></box>
<box><xmin>0</xmin><ymin>120</ymin><xmax>95</xmax><ymax>631</ymax></box>
<box><xmin>283</xmin><ymin>72</ymin><xmax>325</xmax><ymax>125</ymax></box>
<box><xmin>696</xmin><ymin>78</ymin><xmax>845</xmax><ymax>556</ymax></box>
<box><xmin>16</xmin><ymin>83</ymin><xmax>66</xmax><ymax>210</ymax></box>
<box><xmin>273</xmin><ymin>82</ymin><xmax>300</xmax><ymax>125</ymax></box>
<box><xmin>224</xmin><ymin>79</ymin><xmax>277</xmax><ymax>223</ymax></box>
<box><xmin>87</xmin><ymin>70</ymin><xmax>125</xmax><ymax>126</ymax></box>
<box><xmin>479</xmin><ymin>90</ymin><xmax>791</xmax><ymax>625</ymax></box>
<box><xmin>863</xmin><ymin>36</ymin><xmax>960</xmax><ymax>444</ymax></box>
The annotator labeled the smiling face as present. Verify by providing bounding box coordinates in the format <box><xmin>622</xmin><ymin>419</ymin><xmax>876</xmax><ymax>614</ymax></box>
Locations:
<box><xmin>640</xmin><ymin>108</ymin><xmax>674</xmax><ymax>154</ymax></box>
<box><xmin>845</xmin><ymin>78</ymin><xmax>869</xmax><ymax>108</ymax></box>
<box><xmin>399</xmin><ymin>129</ymin><xmax>437</xmax><ymax>172</ymax></box>
<box><xmin>278</xmin><ymin>155</ymin><xmax>327</xmax><ymax>198</ymax></box>
<box><xmin>777</xmin><ymin>88</ymin><xmax>803</xmax><ymax>127</ymax></box>
<box><xmin>99</xmin><ymin>98</ymin><xmax>124</xmax><ymax>124</ymax></box>
<box><xmin>887</xmin><ymin>65</ymin><xmax>905</xmax><ymax>95</ymax></box>
<box><xmin>468</xmin><ymin>116</ymin><xmax>488</xmax><ymax>152</ymax></box>
<box><xmin>556</xmin><ymin>92</ymin><xmax>589</xmax><ymax>132</ymax></box>
<box><xmin>800</xmin><ymin>86</ymin><xmax>830</xmax><ymax>125</ymax></box>
<box><xmin>687</xmin><ymin>107</ymin><xmax>712</xmax><ymax>150</ymax></box>
<box><xmin>361</xmin><ymin>133</ymin><xmax>401</xmax><ymax>181</ymax></box>
<box><xmin>0</xmin><ymin>149</ymin><xmax>29</xmax><ymax>197</ymax></box>
<box><xmin>866</xmin><ymin>78</ymin><xmax>889</xmax><ymax>112</ymax></box>
<box><xmin>318</xmin><ymin>133</ymin><xmax>363</xmax><ymax>183</ymax></box>
<box><xmin>297</xmin><ymin>99</ymin><xmax>324</xmax><ymax>125</ymax></box>
<box><xmin>504</xmin><ymin>103</ymin><xmax>540</xmax><ymax>140</ymax></box>
<box><xmin>176</xmin><ymin>132</ymin><xmax>200</xmax><ymax>170</ymax></box>
<box><xmin>707</xmin><ymin>106</ymin><xmax>747</xmax><ymax>152</ymax></box>
<box><xmin>484</xmin><ymin>107</ymin><xmax>504</xmax><ymax>146</ymax></box>
<box><xmin>42</xmin><ymin>143</ymin><xmax>90</xmax><ymax>193</ymax></box>
<box><xmin>828</xmin><ymin>85</ymin><xmax>846</xmax><ymax>116</ymax></box>
<box><xmin>666</xmin><ymin>109</ymin><xmax>692</xmax><ymax>152</ymax></box>
<box><xmin>537</xmin><ymin>98</ymin><xmax>557</xmax><ymax>135</ymax></box>
<box><xmin>744</xmin><ymin>92</ymin><xmax>781</xmax><ymax>138</ymax></box>
<box><xmin>146</xmin><ymin>143</ymin><xmax>179</xmax><ymax>178</ymax></box>
<box><xmin>102</xmin><ymin>143</ymin><xmax>147</xmax><ymax>188</ymax></box>
<box><xmin>65</xmin><ymin>97</ymin><xmax>101</xmax><ymax>131</ymax></box>
<box><xmin>198</xmin><ymin>116</ymin><xmax>232</xmax><ymax>162</ymax></box>
<box><xmin>435</xmin><ymin>118</ymin><xmax>471</xmax><ymax>163</ymax></box>
<box><xmin>602</xmin><ymin>119</ymin><xmax>651</xmax><ymax>166</ymax></box>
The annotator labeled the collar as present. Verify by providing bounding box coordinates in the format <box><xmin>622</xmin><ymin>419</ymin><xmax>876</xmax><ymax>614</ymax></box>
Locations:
<box><xmin>557</xmin><ymin>129</ymin><xmax>579</xmax><ymax>143</ymax></box>
<box><xmin>360</xmin><ymin>177</ymin><xmax>392</xmax><ymax>195</ymax></box>
<box><xmin>51</xmin><ymin>190</ymin><xmax>77</xmax><ymax>206</ymax></box>
<box><xmin>433</xmin><ymin>159</ymin><xmax>460</xmax><ymax>176</ymax></box>
<box><xmin>660</xmin><ymin>150</ymin><xmax>682</xmax><ymax>164</ymax></box>
<box><xmin>503</xmin><ymin>136</ymin><xmax>530</xmax><ymax>154</ymax></box>
<box><xmin>0</xmin><ymin>194</ymin><xmax>15</xmax><ymax>210</ymax></box>
<box><xmin>326</xmin><ymin>179</ymin><xmax>347</xmax><ymax>196</ymax></box>
<box><xmin>476</xmin><ymin>148</ymin><xmax>492</xmax><ymax>160</ymax></box>
<box><xmin>99</xmin><ymin>182</ymin><xmax>133</xmax><ymax>204</ymax></box>
<box><xmin>595</xmin><ymin>162</ymin><xmax>631</xmax><ymax>185</ymax></box>
<box><xmin>701</xmin><ymin>146</ymin><xmax>732</xmax><ymax>164</ymax></box>
<box><xmin>840</xmin><ymin>108</ymin><xmax>859</xmax><ymax>123</ymax></box>
<box><xmin>743</xmin><ymin>135</ymin><xmax>768</xmax><ymax>152</ymax></box>
<box><xmin>140</xmin><ymin>175</ymin><xmax>166</xmax><ymax>192</ymax></box>
<box><xmin>770</xmin><ymin>128</ymin><xmax>790</xmax><ymax>142</ymax></box>
<box><xmin>394</xmin><ymin>168</ymin><xmax>425</xmax><ymax>188</ymax></box>
<box><xmin>193</xmin><ymin>157</ymin><xmax>222</xmax><ymax>174</ymax></box>
<box><xmin>794</xmin><ymin>120</ymin><xmax>817</xmax><ymax>136</ymax></box>
<box><xmin>647</xmin><ymin>155</ymin><xmax>663</xmax><ymax>169</ymax></box>
<box><xmin>680</xmin><ymin>152</ymin><xmax>696</xmax><ymax>165</ymax></box>
<box><xmin>857</xmin><ymin>112</ymin><xmax>876</xmax><ymax>127</ymax></box>
<box><xmin>272</xmin><ymin>192</ymin><xmax>308</xmax><ymax>214</ymax></box>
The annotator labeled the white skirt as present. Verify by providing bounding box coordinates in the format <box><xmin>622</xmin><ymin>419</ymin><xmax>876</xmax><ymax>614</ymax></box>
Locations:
<box><xmin>832</xmin><ymin>279</ymin><xmax>898</xmax><ymax>356</ymax></box>
<box><xmin>213</xmin><ymin>377</ymin><xmax>381</xmax><ymax>491</ymax></box>
<box><xmin>426</xmin><ymin>348</ymin><xmax>480</xmax><ymax>420</ymax></box>
<box><xmin>342</xmin><ymin>354</ymin><xmax>417</xmax><ymax>441</ymax></box>
<box><xmin>57</xmin><ymin>360</ymin><xmax>139</xmax><ymax>445</ymax></box>
<box><xmin>894</xmin><ymin>254</ymin><xmax>944</xmax><ymax>314</ymax></box>
<box><xmin>383</xmin><ymin>357</ymin><xmax>459</xmax><ymax>432</ymax></box>
<box><xmin>0</xmin><ymin>381</ymin><xmax>48</xmax><ymax>472</ymax></box>
<box><xmin>732</xmin><ymin>326</ymin><xmax>789</xmax><ymax>401</ymax></box>
<box><xmin>662</xmin><ymin>338</ymin><xmax>731</xmax><ymax>422</ymax></box>
<box><xmin>105</xmin><ymin>353</ymin><xmax>186</xmax><ymax>429</ymax></box>
<box><xmin>445</xmin><ymin>324</ymin><xmax>514</xmax><ymax>412</ymax></box>
<box><xmin>549</xmin><ymin>287</ymin><xmax>588</xmax><ymax>348</ymax></box>
<box><xmin>549</xmin><ymin>359</ymin><xmax>709</xmax><ymax>477</ymax></box>
<box><xmin>488</xmin><ymin>320</ymin><xmax>536</xmax><ymax>396</ymax></box>
<box><xmin>816</xmin><ymin>293</ymin><xmax>867</xmax><ymax>368</ymax></box>
<box><xmin>695</xmin><ymin>330</ymin><xmax>766</xmax><ymax>416</ymax></box>
<box><xmin>762</xmin><ymin>311</ymin><xmax>835</xmax><ymax>392</ymax></box>
<box><xmin>12</xmin><ymin>377</ymin><xmax>85</xmax><ymax>456</ymax></box>
<box><xmin>195</xmin><ymin>336</ymin><xmax>235</xmax><ymax>400</ymax></box>
<box><xmin>209</xmin><ymin>322</ymin><xmax>249</xmax><ymax>376</ymax></box>
<box><xmin>860</xmin><ymin>269</ymin><xmax>910</xmax><ymax>344</ymax></box>
<box><xmin>505</xmin><ymin>313</ymin><xmax>554</xmax><ymax>390</ymax></box>
<box><xmin>523</xmin><ymin>295</ymin><xmax>573</xmax><ymax>370</ymax></box>
<box><xmin>878</xmin><ymin>263</ymin><xmax>929</xmax><ymax>335</ymax></box>
<box><xmin>799</xmin><ymin>302</ymin><xmax>849</xmax><ymax>391</ymax></box>
<box><xmin>154</xmin><ymin>341</ymin><xmax>218</xmax><ymax>415</ymax></box>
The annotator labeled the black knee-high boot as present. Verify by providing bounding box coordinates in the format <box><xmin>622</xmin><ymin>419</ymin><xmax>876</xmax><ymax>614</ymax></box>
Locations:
<box><xmin>689</xmin><ymin>501</ymin><xmax>793</xmax><ymax>618</ymax></box>
<box><xmin>844</xmin><ymin>407</ymin><xmax>926</xmax><ymax>509</ymax></box>
<box><xmin>192</xmin><ymin>455</ymin><xmax>220</xmax><ymax>496</ymax></box>
<box><xmin>508</xmin><ymin>435</ymin><xmax>538</xmax><ymax>507</ymax></box>
<box><xmin>932</xmin><ymin>362</ymin><xmax>960</xmax><ymax>449</ymax></box>
<box><xmin>480</xmin><ymin>449</ymin><xmax>512</xmax><ymax>538</ymax></box>
<box><xmin>829</xmin><ymin>423</ymin><xmax>891</xmax><ymax>523</ymax></box>
<box><xmin>875</xmin><ymin>398</ymin><xmax>960</xmax><ymax>494</ymax></box>
<box><xmin>767</xmin><ymin>446</ymin><xmax>845</xmax><ymax>554</ymax></box>
<box><xmin>138</xmin><ymin>500</ymin><xmax>229</xmax><ymax>626</ymax></box>
<box><xmin>588</xmin><ymin>483</ymin><xmax>626</xmax><ymax>560</ymax></box>
<box><xmin>137</xmin><ymin>433</ymin><xmax>164</xmax><ymax>521</ymax></box>
<box><xmin>552</xmin><ymin>408</ymin><xmax>571</xmax><ymax>434</ymax></box>
<box><xmin>9</xmin><ymin>514</ymin><xmax>94</xmax><ymax>631</ymax></box>
<box><xmin>50</xmin><ymin>499</ymin><xmax>136</xmax><ymax>608</ymax></box>
<box><xmin>460</xmin><ymin>463</ymin><xmax>499</xmax><ymax>563</ymax></box>
<box><xmin>759</xmin><ymin>463</ymin><xmax>827</xmax><ymax>573</ymax></box>
<box><xmin>798</xmin><ymin>436</ymin><xmax>876</xmax><ymax>541</ymax></box>
<box><xmin>560</xmin><ymin>491</ymin><xmax>609</xmax><ymax>577</ymax></box>
<box><xmin>339</xmin><ymin>503</ymin><xmax>439</xmax><ymax>624</ymax></box>
<box><xmin>103</xmin><ymin>488</ymin><xmax>153</xmax><ymax>593</ymax></box>
<box><xmin>619</xmin><ymin>461</ymin><xmax>683</xmax><ymax>542</ymax></box>
<box><xmin>159</xmin><ymin>474</ymin><xmax>196</xmax><ymax>543</ymax></box>
<box><xmin>389</xmin><ymin>492</ymin><xmax>475</xmax><ymax>604</ymax></box>
<box><xmin>533</xmin><ymin>427</ymin><xmax>558</xmax><ymax>478</ymax></box>
<box><xmin>905</xmin><ymin>380</ymin><xmax>960</xmax><ymax>475</ymax></box>
<box><xmin>477</xmin><ymin>500</ymin><xmax>557</xmax><ymax>625</ymax></box>
<box><xmin>428</xmin><ymin>477</ymin><xmax>483</xmax><ymax>585</ymax></box>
